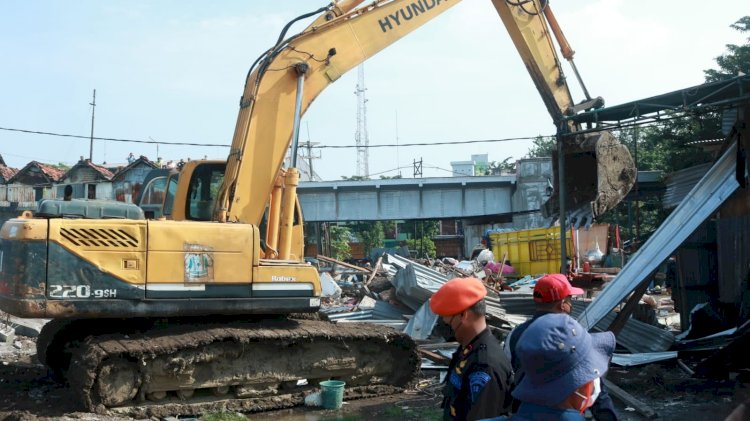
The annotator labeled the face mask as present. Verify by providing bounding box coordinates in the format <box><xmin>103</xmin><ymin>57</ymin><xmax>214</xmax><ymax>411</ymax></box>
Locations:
<box><xmin>575</xmin><ymin>377</ymin><xmax>601</xmax><ymax>413</ymax></box>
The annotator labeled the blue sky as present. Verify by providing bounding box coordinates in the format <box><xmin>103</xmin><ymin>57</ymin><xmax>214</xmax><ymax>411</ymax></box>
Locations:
<box><xmin>1</xmin><ymin>0</ymin><xmax>746</xmax><ymax>180</ymax></box>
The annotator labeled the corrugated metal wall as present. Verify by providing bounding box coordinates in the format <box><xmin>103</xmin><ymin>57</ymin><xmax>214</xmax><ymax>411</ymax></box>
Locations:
<box><xmin>717</xmin><ymin>215</ymin><xmax>750</xmax><ymax>303</ymax></box>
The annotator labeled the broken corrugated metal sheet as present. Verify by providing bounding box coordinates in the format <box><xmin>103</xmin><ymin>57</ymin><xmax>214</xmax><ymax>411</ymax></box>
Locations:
<box><xmin>325</xmin><ymin>309</ymin><xmax>373</xmax><ymax>320</ymax></box>
<box><xmin>692</xmin><ymin>321</ymin><xmax>750</xmax><ymax>377</ymax></box>
<box><xmin>603</xmin><ymin>314</ymin><xmax>675</xmax><ymax>353</ymax></box>
<box><xmin>578</xmin><ymin>141</ymin><xmax>741</xmax><ymax>331</ymax></box>
<box><xmin>336</xmin><ymin>319</ymin><xmax>407</xmax><ymax>330</ymax></box>
<box><xmin>662</xmin><ymin>163</ymin><xmax>712</xmax><ymax>208</ymax></box>
<box><xmin>373</xmin><ymin>300</ymin><xmax>410</xmax><ymax>320</ymax></box>
<box><xmin>571</xmin><ymin>302</ymin><xmax>675</xmax><ymax>353</ymax></box>
<box><xmin>611</xmin><ymin>351</ymin><xmax>678</xmax><ymax>367</ymax></box>
<box><xmin>386</xmin><ymin>254</ymin><xmax>448</xmax><ymax>310</ymax></box>
<box><xmin>403</xmin><ymin>301</ymin><xmax>439</xmax><ymax>340</ymax></box>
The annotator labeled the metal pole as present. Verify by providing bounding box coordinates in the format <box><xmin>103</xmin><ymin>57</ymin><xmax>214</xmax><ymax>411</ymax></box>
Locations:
<box><xmin>633</xmin><ymin>127</ymin><xmax>640</xmax><ymax>248</ymax></box>
<box><xmin>290</xmin><ymin>63</ymin><xmax>309</xmax><ymax>168</ymax></box>
<box><xmin>89</xmin><ymin>89</ymin><xmax>96</xmax><ymax>161</ymax></box>
<box><xmin>557</xmin><ymin>130</ymin><xmax>568</xmax><ymax>274</ymax></box>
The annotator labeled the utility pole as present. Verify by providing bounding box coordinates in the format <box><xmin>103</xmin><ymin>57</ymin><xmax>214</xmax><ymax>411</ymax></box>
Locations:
<box><xmin>89</xmin><ymin>89</ymin><xmax>96</xmax><ymax>162</ymax></box>
<box><xmin>413</xmin><ymin>158</ymin><xmax>423</xmax><ymax>178</ymax></box>
<box><xmin>298</xmin><ymin>123</ymin><xmax>320</xmax><ymax>181</ymax></box>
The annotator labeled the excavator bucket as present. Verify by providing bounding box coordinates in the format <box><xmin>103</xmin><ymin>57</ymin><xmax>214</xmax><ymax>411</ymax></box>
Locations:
<box><xmin>543</xmin><ymin>130</ymin><xmax>636</xmax><ymax>224</ymax></box>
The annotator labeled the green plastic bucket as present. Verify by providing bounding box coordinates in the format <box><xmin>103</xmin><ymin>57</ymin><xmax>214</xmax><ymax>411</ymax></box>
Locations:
<box><xmin>319</xmin><ymin>380</ymin><xmax>346</xmax><ymax>409</ymax></box>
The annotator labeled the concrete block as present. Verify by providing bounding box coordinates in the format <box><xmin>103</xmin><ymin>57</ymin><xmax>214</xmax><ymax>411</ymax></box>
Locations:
<box><xmin>0</xmin><ymin>325</ymin><xmax>15</xmax><ymax>344</ymax></box>
<box><xmin>1</xmin><ymin>316</ymin><xmax>49</xmax><ymax>338</ymax></box>
<box><xmin>12</xmin><ymin>318</ymin><xmax>49</xmax><ymax>338</ymax></box>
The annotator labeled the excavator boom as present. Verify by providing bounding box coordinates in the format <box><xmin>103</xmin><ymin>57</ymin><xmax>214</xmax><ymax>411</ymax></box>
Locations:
<box><xmin>216</xmin><ymin>0</ymin><xmax>462</xmax><ymax>225</ymax></box>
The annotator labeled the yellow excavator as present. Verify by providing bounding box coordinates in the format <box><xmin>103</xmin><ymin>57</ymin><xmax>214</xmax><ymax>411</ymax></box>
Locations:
<box><xmin>0</xmin><ymin>0</ymin><xmax>634</xmax><ymax>416</ymax></box>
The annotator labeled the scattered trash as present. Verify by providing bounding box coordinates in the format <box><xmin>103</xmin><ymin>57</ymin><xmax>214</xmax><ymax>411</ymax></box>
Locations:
<box><xmin>304</xmin><ymin>391</ymin><xmax>322</xmax><ymax>407</ymax></box>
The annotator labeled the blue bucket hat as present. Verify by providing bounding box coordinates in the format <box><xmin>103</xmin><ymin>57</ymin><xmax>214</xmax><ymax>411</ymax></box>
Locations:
<box><xmin>511</xmin><ymin>313</ymin><xmax>616</xmax><ymax>407</ymax></box>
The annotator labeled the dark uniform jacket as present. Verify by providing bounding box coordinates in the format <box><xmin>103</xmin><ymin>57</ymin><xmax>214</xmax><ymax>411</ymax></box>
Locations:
<box><xmin>442</xmin><ymin>328</ymin><xmax>513</xmax><ymax>420</ymax></box>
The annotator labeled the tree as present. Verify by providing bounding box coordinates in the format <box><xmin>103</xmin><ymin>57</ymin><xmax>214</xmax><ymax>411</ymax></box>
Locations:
<box><xmin>356</xmin><ymin>221</ymin><xmax>385</xmax><ymax>258</ymax></box>
<box><xmin>341</xmin><ymin>175</ymin><xmax>370</xmax><ymax>181</ymax></box>
<box><xmin>704</xmin><ymin>16</ymin><xmax>750</xmax><ymax>82</ymax></box>
<box><xmin>328</xmin><ymin>225</ymin><xmax>352</xmax><ymax>261</ymax></box>
<box><xmin>525</xmin><ymin>135</ymin><xmax>556</xmax><ymax>158</ymax></box>
<box><xmin>598</xmin><ymin>17</ymin><xmax>749</xmax><ymax>245</ymax></box>
<box><xmin>484</xmin><ymin>157</ymin><xmax>515</xmax><ymax>175</ymax></box>
<box><xmin>400</xmin><ymin>220</ymin><xmax>439</xmax><ymax>258</ymax></box>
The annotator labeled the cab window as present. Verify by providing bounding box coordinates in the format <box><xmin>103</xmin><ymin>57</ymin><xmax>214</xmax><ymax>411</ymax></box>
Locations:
<box><xmin>187</xmin><ymin>164</ymin><xmax>225</xmax><ymax>221</ymax></box>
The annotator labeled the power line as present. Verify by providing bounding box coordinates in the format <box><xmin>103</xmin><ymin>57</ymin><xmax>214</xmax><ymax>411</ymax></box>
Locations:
<box><xmin>0</xmin><ymin>127</ymin><xmax>228</xmax><ymax>148</ymax></box>
<box><xmin>0</xmin><ymin>125</ymin><xmax>554</xmax><ymax>149</ymax></box>
<box><xmin>313</xmin><ymin>136</ymin><xmax>552</xmax><ymax>148</ymax></box>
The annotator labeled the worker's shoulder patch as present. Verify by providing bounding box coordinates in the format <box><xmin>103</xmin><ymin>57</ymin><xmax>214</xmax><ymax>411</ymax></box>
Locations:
<box><xmin>468</xmin><ymin>371</ymin><xmax>491</xmax><ymax>402</ymax></box>
<box><xmin>475</xmin><ymin>342</ymin><xmax>490</xmax><ymax>366</ymax></box>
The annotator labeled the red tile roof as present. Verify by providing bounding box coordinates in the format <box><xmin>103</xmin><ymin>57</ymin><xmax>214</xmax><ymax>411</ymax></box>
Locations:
<box><xmin>85</xmin><ymin>161</ymin><xmax>114</xmax><ymax>180</ymax></box>
<box><xmin>35</xmin><ymin>162</ymin><xmax>67</xmax><ymax>181</ymax></box>
<box><xmin>0</xmin><ymin>165</ymin><xmax>18</xmax><ymax>182</ymax></box>
<box><xmin>9</xmin><ymin>161</ymin><xmax>66</xmax><ymax>183</ymax></box>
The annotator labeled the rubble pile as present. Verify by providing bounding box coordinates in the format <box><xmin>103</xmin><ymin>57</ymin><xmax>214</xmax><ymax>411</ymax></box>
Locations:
<box><xmin>314</xmin><ymin>252</ymin><xmax>750</xmax><ymax>419</ymax></box>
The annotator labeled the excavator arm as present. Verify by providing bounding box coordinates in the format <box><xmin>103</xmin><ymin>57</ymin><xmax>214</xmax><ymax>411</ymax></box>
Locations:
<box><xmin>215</xmin><ymin>0</ymin><xmax>462</xmax><ymax>226</ymax></box>
<box><xmin>491</xmin><ymin>0</ymin><xmax>636</xmax><ymax>223</ymax></box>
<box><xmin>215</xmin><ymin>0</ymin><xmax>634</xmax><ymax>235</ymax></box>
<box><xmin>441</xmin><ymin>0</ymin><xmax>634</xmax><ymax>224</ymax></box>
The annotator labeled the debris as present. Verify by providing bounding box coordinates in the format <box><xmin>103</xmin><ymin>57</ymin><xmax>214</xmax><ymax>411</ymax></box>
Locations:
<box><xmin>0</xmin><ymin>325</ymin><xmax>14</xmax><ymax>344</ymax></box>
<box><xmin>320</xmin><ymin>272</ymin><xmax>342</xmax><ymax>299</ymax></box>
<box><xmin>364</xmin><ymin>256</ymin><xmax>383</xmax><ymax>287</ymax></box>
<box><xmin>677</xmin><ymin>359</ymin><xmax>695</xmax><ymax>376</ymax></box>
<box><xmin>304</xmin><ymin>391</ymin><xmax>322</xmax><ymax>407</ymax></box>
<box><xmin>418</xmin><ymin>348</ymin><xmax>451</xmax><ymax>366</ymax></box>
<box><xmin>403</xmin><ymin>301</ymin><xmax>439</xmax><ymax>340</ymax></box>
<box><xmin>603</xmin><ymin>378</ymin><xmax>659</xmax><ymax>420</ymax></box>
<box><xmin>317</xmin><ymin>255</ymin><xmax>372</xmax><ymax>273</ymax></box>
<box><xmin>611</xmin><ymin>352</ymin><xmax>678</xmax><ymax>367</ymax></box>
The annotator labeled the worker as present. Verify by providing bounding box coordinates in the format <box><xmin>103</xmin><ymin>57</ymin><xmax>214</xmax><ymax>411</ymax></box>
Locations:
<box><xmin>503</xmin><ymin>273</ymin><xmax>618</xmax><ymax>420</ymax></box>
<box><xmin>503</xmin><ymin>273</ymin><xmax>585</xmax><ymax>370</ymax></box>
<box><xmin>430</xmin><ymin>277</ymin><xmax>514</xmax><ymax>420</ymax></box>
<box><xmin>481</xmin><ymin>313</ymin><xmax>616</xmax><ymax>421</ymax></box>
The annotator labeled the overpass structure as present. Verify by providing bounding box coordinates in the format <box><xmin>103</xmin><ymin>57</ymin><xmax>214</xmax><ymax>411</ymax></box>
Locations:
<box><xmin>297</xmin><ymin>171</ymin><xmax>663</xmax><ymax>223</ymax></box>
<box><xmin>298</xmin><ymin>175</ymin><xmax>516</xmax><ymax>222</ymax></box>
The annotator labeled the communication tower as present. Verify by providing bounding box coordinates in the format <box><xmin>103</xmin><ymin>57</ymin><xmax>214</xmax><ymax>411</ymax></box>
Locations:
<box><xmin>354</xmin><ymin>65</ymin><xmax>370</xmax><ymax>177</ymax></box>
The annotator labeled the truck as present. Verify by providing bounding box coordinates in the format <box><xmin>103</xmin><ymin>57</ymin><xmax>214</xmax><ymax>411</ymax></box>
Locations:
<box><xmin>0</xmin><ymin>0</ymin><xmax>635</xmax><ymax>415</ymax></box>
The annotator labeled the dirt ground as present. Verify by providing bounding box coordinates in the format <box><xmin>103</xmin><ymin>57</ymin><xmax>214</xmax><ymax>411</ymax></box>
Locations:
<box><xmin>0</xmin><ymin>333</ymin><xmax>747</xmax><ymax>421</ymax></box>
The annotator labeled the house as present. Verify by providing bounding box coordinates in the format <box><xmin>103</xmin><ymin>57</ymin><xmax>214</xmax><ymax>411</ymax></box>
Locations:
<box><xmin>0</xmin><ymin>154</ymin><xmax>19</xmax><ymax>204</ymax></box>
<box><xmin>6</xmin><ymin>161</ymin><xmax>66</xmax><ymax>204</ymax></box>
<box><xmin>57</xmin><ymin>158</ymin><xmax>114</xmax><ymax>200</ymax></box>
<box><xmin>110</xmin><ymin>155</ymin><xmax>158</xmax><ymax>203</ymax></box>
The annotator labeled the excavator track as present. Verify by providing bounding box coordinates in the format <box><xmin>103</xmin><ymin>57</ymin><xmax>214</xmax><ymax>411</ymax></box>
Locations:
<box><xmin>63</xmin><ymin>318</ymin><xmax>418</xmax><ymax>417</ymax></box>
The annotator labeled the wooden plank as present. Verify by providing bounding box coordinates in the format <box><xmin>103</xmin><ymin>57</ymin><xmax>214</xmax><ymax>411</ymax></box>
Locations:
<box><xmin>603</xmin><ymin>378</ymin><xmax>658</xmax><ymax>420</ymax></box>
<box><xmin>316</xmin><ymin>255</ymin><xmax>371</xmax><ymax>273</ymax></box>
<box><xmin>418</xmin><ymin>348</ymin><xmax>451</xmax><ymax>365</ymax></box>
<box><xmin>364</xmin><ymin>256</ymin><xmax>383</xmax><ymax>286</ymax></box>
<box><xmin>606</xmin><ymin>274</ymin><xmax>651</xmax><ymax>335</ymax></box>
